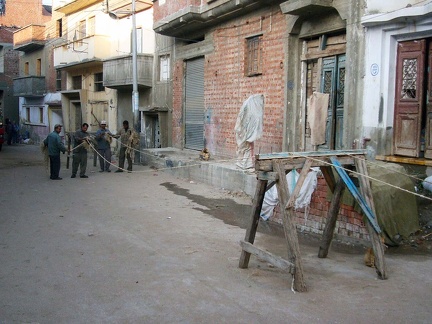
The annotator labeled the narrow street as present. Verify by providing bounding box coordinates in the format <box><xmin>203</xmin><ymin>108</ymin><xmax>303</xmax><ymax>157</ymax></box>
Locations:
<box><xmin>0</xmin><ymin>144</ymin><xmax>431</xmax><ymax>323</ymax></box>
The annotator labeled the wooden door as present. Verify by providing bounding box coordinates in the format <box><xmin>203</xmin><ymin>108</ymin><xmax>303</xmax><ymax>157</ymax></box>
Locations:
<box><xmin>425</xmin><ymin>42</ymin><xmax>432</xmax><ymax>159</ymax></box>
<box><xmin>393</xmin><ymin>40</ymin><xmax>426</xmax><ymax>157</ymax></box>
<box><xmin>320</xmin><ymin>54</ymin><xmax>345</xmax><ymax>150</ymax></box>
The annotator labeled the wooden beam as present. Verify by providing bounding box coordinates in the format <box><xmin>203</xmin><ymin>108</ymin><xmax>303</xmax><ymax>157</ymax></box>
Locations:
<box><xmin>256</xmin><ymin>171</ymin><xmax>279</xmax><ymax>182</ymax></box>
<box><xmin>239</xmin><ymin>179</ymin><xmax>268</xmax><ymax>269</ymax></box>
<box><xmin>318</xmin><ymin>178</ymin><xmax>345</xmax><ymax>258</ymax></box>
<box><xmin>273</xmin><ymin>160</ymin><xmax>307</xmax><ymax>292</ymax></box>
<box><xmin>256</xmin><ymin>155</ymin><xmax>357</xmax><ymax>172</ymax></box>
<box><xmin>320</xmin><ymin>165</ymin><xmax>336</xmax><ymax>193</ymax></box>
<box><xmin>257</xmin><ymin>149</ymin><xmax>367</xmax><ymax>160</ymax></box>
<box><xmin>285</xmin><ymin>159</ymin><xmax>313</xmax><ymax>209</ymax></box>
<box><xmin>355</xmin><ymin>158</ymin><xmax>388</xmax><ymax>279</ymax></box>
<box><xmin>240</xmin><ymin>241</ymin><xmax>295</xmax><ymax>274</ymax></box>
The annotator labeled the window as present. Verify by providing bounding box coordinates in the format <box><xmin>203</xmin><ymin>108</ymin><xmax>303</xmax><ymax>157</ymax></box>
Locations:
<box><xmin>36</xmin><ymin>59</ymin><xmax>41</xmax><ymax>76</ymax></box>
<box><xmin>24</xmin><ymin>106</ymin><xmax>46</xmax><ymax>124</ymax></box>
<box><xmin>159</xmin><ymin>55</ymin><xmax>170</xmax><ymax>81</ymax></box>
<box><xmin>24</xmin><ymin>62</ymin><xmax>29</xmax><ymax>75</ymax></box>
<box><xmin>72</xmin><ymin>75</ymin><xmax>82</xmax><ymax>90</ymax></box>
<box><xmin>56</xmin><ymin>18</ymin><xmax>63</xmax><ymax>37</ymax></box>
<box><xmin>94</xmin><ymin>72</ymin><xmax>104</xmax><ymax>92</ymax></box>
<box><xmin>245</xmin><ymin>35</ymin><xmax>263</xmax><ymax>76</ymax></box>
<box><xmin>39</xmin><ymin>107</ymin><xmax>44</xmax><ymax>123</ymax></box>
<box><xmin>56</xmin><ymin>70</ymin><xmax>61</xmax><ymax>91</ymax></box>
<box><xmin>88</xmin><ymin>16</ymin><xmax>95</xmax><ymax>36</ymax></box>
<box><xmin>78</xmin><ymin>20</ymin><xmax>86</xmax><ymax>39</ymax></box>
<box><xmin>137</xmin><ymin>27</ymin><xmax>143</xmax><ymax>53</ymax></box>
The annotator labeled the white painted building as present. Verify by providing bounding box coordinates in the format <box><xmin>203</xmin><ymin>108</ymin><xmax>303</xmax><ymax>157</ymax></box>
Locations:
<box><xmin>362</xmin><ymin>0</ymin><xmax>432</xmax><ymax>165</ymax></box>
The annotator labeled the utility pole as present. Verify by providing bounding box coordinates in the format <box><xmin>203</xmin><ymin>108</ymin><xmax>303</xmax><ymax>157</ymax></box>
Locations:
<box><xmin>131</xmin><ymin>0</ymin><xmax>139</xmax><ymax>131</ymax></box>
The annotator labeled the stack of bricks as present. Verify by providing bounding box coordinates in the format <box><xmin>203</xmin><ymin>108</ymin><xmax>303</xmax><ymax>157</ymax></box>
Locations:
<box><xmin>270</xmin><ymin>176</ymin><xmax>370</xmax><ymax>242</ymax></box>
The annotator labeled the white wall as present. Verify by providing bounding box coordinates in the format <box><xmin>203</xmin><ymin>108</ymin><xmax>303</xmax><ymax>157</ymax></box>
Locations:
<box><xmin>361</xmin><ymin>2</ymin><xmax>432</xmax><ymax>140</ymax></box>
<box><xmin>366</xmin><ymin>0</ymin><xmax>427</xmax><ymax>14</ymax></box>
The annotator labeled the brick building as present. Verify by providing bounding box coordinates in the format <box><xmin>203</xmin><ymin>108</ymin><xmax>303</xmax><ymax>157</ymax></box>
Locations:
<box><xmin>152</xmin><ymin>0</ymin><xmax>424</xmax><ymax>244</ymax></box>
<box><xmin>0</xmin><ymin>0</ymin><xmax>51</xmax><ymax>125</ymax></box>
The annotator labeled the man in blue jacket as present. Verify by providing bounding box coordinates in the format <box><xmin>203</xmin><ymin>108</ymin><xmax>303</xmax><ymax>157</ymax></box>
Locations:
<box><xmin>95</xmin><ymin>120</ymin><xmax>113</xmax><ymax>172</ymax></box>
<box><xmin>44</xmin><ymin>124</ymin><xmax>67</xmax><ymax>180</ymax></box>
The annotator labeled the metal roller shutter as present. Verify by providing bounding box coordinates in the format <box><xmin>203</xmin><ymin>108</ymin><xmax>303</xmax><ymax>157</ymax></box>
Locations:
<box><xmin>185</xmin><ymin>57</ymin><xmax>204</xmax><ymax>150</ymax></box>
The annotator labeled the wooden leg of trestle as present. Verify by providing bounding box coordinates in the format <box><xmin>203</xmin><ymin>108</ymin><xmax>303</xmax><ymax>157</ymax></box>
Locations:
<box><xmin>273</xmin><ymin>161</ymin><xmax>307</xmax><ymax>292</ymax></box>
<box><xmin>318</xmin><ymin>178</ymin><xmax>345</xmax><ymax>258</ymax></box>
<box><xmin>355</xmin><ymin>158</ymin><xmax>388</xmax><ymax>279</ymax></box>
<box><xmin>239</xmin><ymin>179</ymin><xmax>268</xmax><ymax>269</ymax></box>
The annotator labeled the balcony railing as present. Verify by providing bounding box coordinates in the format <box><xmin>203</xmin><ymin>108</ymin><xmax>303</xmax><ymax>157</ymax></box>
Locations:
<box><xmin>103</xmin><ymin>54</ymin><xmax>153</xmax><ymax>89</ymax></box>
<box><xmin>13</xmin><ymin>76</ymin><xmax>46</xmax><ymax>97</ymax></box>
<box><xmin>13</xmin><ymin>25</ymin><xmax>46</xmax><ymax>52</ymax></box>
<box><xmin>53</xmin><ymin>34</ymin><xmax>112</xmax><ymax>67</ymax></box>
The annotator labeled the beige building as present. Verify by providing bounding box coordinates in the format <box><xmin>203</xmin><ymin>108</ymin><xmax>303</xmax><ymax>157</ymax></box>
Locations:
<box><xmin>52</xmin><ymin>0</ymin><xmax>154</xmax><ymax>137</ymax></box>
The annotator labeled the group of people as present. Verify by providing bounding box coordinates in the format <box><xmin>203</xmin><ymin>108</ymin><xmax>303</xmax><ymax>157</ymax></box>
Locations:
<box><xmin>43</xmin><ymin>120</ymin><xmax>136</xmax><ymax>180</ymax></box>
<box><xmin>4</xmin><ymin>118</ymin><xmax>19</xmax><ymax>145</ymax></box>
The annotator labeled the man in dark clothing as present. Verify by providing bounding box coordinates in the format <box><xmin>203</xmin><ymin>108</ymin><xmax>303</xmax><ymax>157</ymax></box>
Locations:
<box><xmin>95</xmin><ymin>120</ymin><xmax>113</xmax><ymax>172</ymax></box>
<box><xmin>115</xmin><ymin>120</ymin><xmax>134</xmax><ymax>173</ymax></box>
<box><xmin>44</xmin><ymin>124</ymin><xmax>67</xmax><ymax>180</ymax></box>
<box><xmin>71</xmin><ymin>123</ymin><xmax>89</xmax><ymax>179</ymax></box>
<box><xmin>5</xmin><ymin>118</ymin><xmax>12</xmax><ymax>145</ymax></box>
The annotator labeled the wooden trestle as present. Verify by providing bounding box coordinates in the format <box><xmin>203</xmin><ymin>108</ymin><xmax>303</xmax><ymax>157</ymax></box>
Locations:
<box><xmin>238</xmin><ymin>150</ymin><xmax>387</xmax><ymax>292</ymax></box>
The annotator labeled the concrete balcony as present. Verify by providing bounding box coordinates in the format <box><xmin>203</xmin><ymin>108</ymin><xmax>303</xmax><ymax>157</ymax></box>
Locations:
<box><xmin>53</xmin><ymin>34</ymin><xmax>112</xmax><ymax>68</ymax></box>
<box><xmin>153</xmin><ymin>0</ymin><xmax>285</xmax><ymax>37</ymax></box>
<box><xmin>13</xmin><ymin>25</ymin><xmax>46</xmax><ymax>52</ymax></box>
<box><xmin>13</xmin><ymin>76</ymin><xmax>46</xmax><ymax>97</ymax></box>
<box><xmin>103</xmin><ymin>54</ymin><xmax>153</xmax><ymax>90</ymax></box>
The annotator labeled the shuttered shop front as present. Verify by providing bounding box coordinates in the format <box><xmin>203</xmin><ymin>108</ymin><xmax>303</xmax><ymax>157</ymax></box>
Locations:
<box><xmin>185</xmin><ymin>57</ymin><xmax>204</xmax><ymax>150</ymax></box>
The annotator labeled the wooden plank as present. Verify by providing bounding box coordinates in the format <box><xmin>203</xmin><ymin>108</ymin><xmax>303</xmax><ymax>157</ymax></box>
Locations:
<box><xmin>239</xmin><ymin>179</ymin><xmax>268</xmax><ymax>269</ymax></box>
<box><xmin>256</xmin><ymin>155</ymin><xmax>357</xmax><ymax>172</ymax></box>
<box><xmin>273</xmin><ymin>160</ymin><xmax>307</xmax><ymax>292</ymax></box>
<box><xmin>257</xmin><ymin>149</ymin><xmax>367</xmax><ymax>160</ymax></box>
<box><xmin>285</xmin><ymin>159</ymin><xmax>313</xmax><ymax>209</ymax></box>
<box><xmin>66</xmin><ymin>133</ymin><xmax>71</xmax><ymax>169</ymax></box>
<box><xmin>320</xmin><ymin>165</ymin><xmax>336</xmax><ymax>193</ymax></box>
<box><xmin>318</xmin><ymin>178</ymin><xmax>345</xmax><ymax>258</ymax></box>
<box><xmin>355</xmin><ymin>158</ymin><xmax>388</xmax><ymax>279</ymax></box>
<box><xmin>256</xmin><ymin>171</ymin><xmax>279</xmax><ymax>182</ymax></box>
<box><xmin>240</xmin><ymin>241</ymin><xmax>295</xmax><ymax>274</ymax></box>
<box><xmin>331</xmin><ymin>157</ymin><xmax>381</xmax><ymax>233</ymax></box>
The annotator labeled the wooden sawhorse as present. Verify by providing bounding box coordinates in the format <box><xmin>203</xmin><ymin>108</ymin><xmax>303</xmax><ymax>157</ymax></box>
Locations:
<box><xmin>238</xmin><ymin>150</ymin><xmax>387</xmax><ymax>292</ymax></box>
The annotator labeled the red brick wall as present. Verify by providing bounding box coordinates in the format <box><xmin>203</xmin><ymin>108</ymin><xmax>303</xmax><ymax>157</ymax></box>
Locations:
<box><xmin>153</xmin><ymin>0</ymin><xmax>200</xmax><ymax>22</ymax></box>
<box><xmin>271</xmin><ymin>176</ymin><xmax>370</xmax><ymax>241</ymax></box>
<box><xmin>171</xmin><ymin>8</ymin><xmax>286</xmax><ymax>158</ymax></box>
<box><xmin>0</xmin><ymin>1</ymin><xmax>51</xmax><ymax>27</ymax></box>
<box><xmin>172</xmin><ymin>61</ymin><xmax>184</xmax><ymax>148</ymax></box>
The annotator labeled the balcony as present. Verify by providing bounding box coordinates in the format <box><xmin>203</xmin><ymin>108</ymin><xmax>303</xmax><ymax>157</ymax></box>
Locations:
<box><xmin>13</xmin><ymin>25</ymin><xmax>46</xmax><ymax>52</ymax></box>
<box><xmin>103</xmin><ymin>54</ymin><xmax>153</xmax><ymax>90</ymax></box>
<box><xmin>153</xmin><ymin>0</ymin><xmax>285</xmax><ymax>37</ymax></box>
<box><xmin>13</xmin><ymin>76</ymin><xmax>46</xmax><ymax>97</ymax></box>
<box><xmin>53</xmin><ymin>35</ymin><xmax>112</xmax><ymax>68</ymax></box>
<box><xmin>55</xmin><ymin>0</ymin><xmax>152</xmax><ymax>16</ymax></box>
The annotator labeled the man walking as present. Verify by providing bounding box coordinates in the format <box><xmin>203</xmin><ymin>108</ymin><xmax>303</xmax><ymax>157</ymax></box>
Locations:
<box><xmin>71</xmin><ymin>123</ymin><xmax>89</xmax><ymax>178</ymax></box>
<box><xmin>95</xmin><ymin>120</ymin><xmax>113</xmax><ymax>172</ymax></box>
<box><xmin>115</xmin><ymin>120</ymin><xmax>134</xmax><ymax>173</ymax></box>
<box><xmin>44</xmin><ymin>124</ymin><xmax>67</xmax><ymax>180</ymax></box>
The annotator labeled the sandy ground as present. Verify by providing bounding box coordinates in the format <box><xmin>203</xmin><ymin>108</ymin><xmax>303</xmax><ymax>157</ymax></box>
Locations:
<box><xmin>0</xmin><ymin>144</ymin><xmax>432</xmax><ymax>323</ymax></box>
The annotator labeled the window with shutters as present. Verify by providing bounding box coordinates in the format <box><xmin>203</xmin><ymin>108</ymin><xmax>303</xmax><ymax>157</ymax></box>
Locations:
<box><xmin>245</xmin><ymin>35</ymin><xmax>263</xmax><ymax>77</ymax></box>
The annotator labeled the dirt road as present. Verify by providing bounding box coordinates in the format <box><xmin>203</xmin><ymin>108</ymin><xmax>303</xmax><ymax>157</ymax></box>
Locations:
<box><xmin>0</xmin><ymin>144</ymin><xmax>431</xmax><ymax>323</ymax></box>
